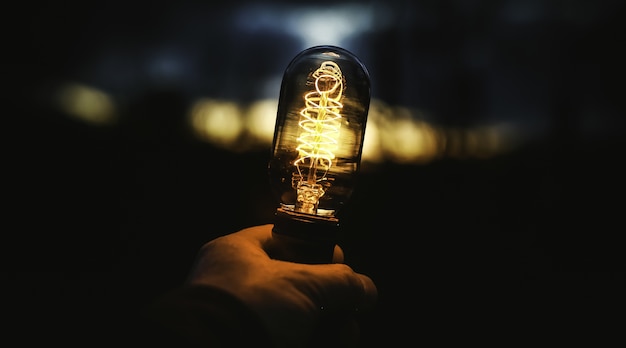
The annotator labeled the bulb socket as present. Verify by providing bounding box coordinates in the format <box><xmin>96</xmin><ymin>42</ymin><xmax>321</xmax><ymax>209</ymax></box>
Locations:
<box><xmin>271</xmin><ymin>208</ymin><xmax>340</xmax><ymax>264</ymax></box>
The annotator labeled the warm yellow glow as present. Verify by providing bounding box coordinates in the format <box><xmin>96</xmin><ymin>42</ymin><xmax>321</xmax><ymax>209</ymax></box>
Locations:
<box><xmin>186</xmin><ymin>96</ymin><xmax>525</xmax><ymax>164</ymax></box>
<box><xmin>444</xmin><ymin>123</ymin><xmax>521</xmax><ymax>159</ymax></box>
<box><xmin>293</xmin><ymin>61</ymin><xmax>344</xmax><ymax>214</ymax></box>
<box><xmin>244</xmin><ymin>99</ymin><xmax>277</xmax><ymax>145</ymax></box>
<box><xmin>56</xmin><ymin>83</ymin><xmax>117</xmax><ymax>125</ymax></box>
<box><xmin>189</xmin><ymin>99</ymin><xmax>243</xmax><ymax>148</ymax></box>
<box><xmin>366</xmin><ymin>100</ymin><xmax>443</xmax><ymax>164</ymax></box>
<box><xmin>387</xmin><ymin>118</ymin><xmax>441</xmax><ymax>164</ymax></box>
<box><xmin>382</xmin><ymin>106</ymin><xmax>442</xmax><ymax>164</ymax></box>
<box><xmin>470</xmin><ymin>123</ymin><xmax>521</xmax><ymax>158</ymax></box>
<box><xmin>362</xmin><ymin>121</ymin><xmax>383</xmax><ymax>164</ymax></box>
<box><xmin>295</xmin><ymin>61</ymin><xmax>343</xmax><ymax>176</ymax></box>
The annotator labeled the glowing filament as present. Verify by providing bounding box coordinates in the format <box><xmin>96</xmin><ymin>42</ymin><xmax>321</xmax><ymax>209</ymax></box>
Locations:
<box><xmin>292</xmin><ymin>61</ymin><xmax>344</xmax><ymax>214</ymax></box>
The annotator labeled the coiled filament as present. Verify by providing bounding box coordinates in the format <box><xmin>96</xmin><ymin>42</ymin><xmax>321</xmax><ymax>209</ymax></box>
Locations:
<box><xmin>294</xmin><ymin>61</ymin><xmax>344</xmax><ymax>184</ymax></box>
<box><xmin>292</xmin><ymin>61</ymin><xmax>344</xmax><ymax>214</ymax></box>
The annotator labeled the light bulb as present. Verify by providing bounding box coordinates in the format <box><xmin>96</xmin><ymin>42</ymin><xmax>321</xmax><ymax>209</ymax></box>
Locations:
<box><xmin>268</xmin><ymin>45</ymin><xmax>371</xmax><ymax>263</ymax></box>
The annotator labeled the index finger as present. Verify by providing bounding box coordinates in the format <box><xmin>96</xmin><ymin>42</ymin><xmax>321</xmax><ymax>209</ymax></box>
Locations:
<box><xmin>307</xmin><ymin>263</ymin><xmax>378</xmax><ymax>313</ymax></box>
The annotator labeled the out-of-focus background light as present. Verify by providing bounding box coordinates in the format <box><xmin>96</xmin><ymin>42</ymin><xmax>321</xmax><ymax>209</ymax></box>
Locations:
<box><xmin>23</xmin><ymin>0</ymin><xmax>623</xmax><ymax>166</ymax></box>
<box><xmin>189</xmin><ymin>98</ymin><xmax>244</xmax><ymax>150</ymax></box>
<box><xmin>55</xmin><ymin>83</ymin><xmax>118</xmax><ymax>125</ymax></box>
<box><xmin>166</xmin><ymin>92</ymin><xmax>527</xmax><ymax>163</ymax></box>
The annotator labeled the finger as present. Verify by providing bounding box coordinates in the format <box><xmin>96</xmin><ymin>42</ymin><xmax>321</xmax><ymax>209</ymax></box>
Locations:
<box><xmin>307</xmin><ymin>264</ymin><xmax>378</xmax><ymax>313</ymax></box>
<box><xmin>236</xmin><ymin>224</ymin><xmax>275</xmax><ymax>247</ymax></box>
<box><xmin>356</xmin><ymin>273</ymin><xmax>377</xmax><ymax>312</ymax></box>
<box><xmin>224</xmin><ymin>224</ymin><xmax>277</xmax><ymax>259</ymax></box>
<box><xmin>331</xmin><ymin>245</ymin><xmax>345</xmax><ymax>263</ymax></box>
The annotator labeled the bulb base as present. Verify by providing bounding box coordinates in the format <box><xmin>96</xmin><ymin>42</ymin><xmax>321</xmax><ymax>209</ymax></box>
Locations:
<box><xmin>271</xmin><ymin>208</ymin><xmax>340</xmax><ymax>264</ymax></box>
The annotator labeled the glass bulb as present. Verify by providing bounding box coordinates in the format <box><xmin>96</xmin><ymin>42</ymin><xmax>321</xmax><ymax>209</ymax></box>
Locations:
<box><xmin>268</xmin><ymin>45</ymin><xmax>370</xmax><ymax>254</ymax></box>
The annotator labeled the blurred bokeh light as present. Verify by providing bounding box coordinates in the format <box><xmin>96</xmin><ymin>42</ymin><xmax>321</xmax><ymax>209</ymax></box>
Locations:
<box><xmin>22</xmin><ymin>0</ymin><xmax>623</xmax><ymax>166</ymax></box>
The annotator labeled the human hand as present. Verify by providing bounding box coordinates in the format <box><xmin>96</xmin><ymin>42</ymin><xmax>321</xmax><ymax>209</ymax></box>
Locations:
<box><xmin>185</xmin><ymin>224</ymin><xmax>377</xmax><ymax>348</ymax></box>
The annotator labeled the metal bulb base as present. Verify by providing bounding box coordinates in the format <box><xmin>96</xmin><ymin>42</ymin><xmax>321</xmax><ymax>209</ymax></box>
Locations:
<box><xmin>271</xmin><ymin>208</ymin><xmax>340</xmax><ymax>264</ymax></box>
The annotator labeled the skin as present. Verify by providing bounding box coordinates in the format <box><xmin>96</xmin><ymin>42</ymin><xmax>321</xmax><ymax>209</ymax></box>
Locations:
<box><xmin>185</xmin><ymin>224</ymin><xmax>378</xmax><ymax>348</ymax></box>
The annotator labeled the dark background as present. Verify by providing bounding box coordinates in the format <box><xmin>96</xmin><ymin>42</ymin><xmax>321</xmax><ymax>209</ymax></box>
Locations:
<box><xmin>7</xmin><ymin>0</ymin><xmax>625</xmax><ymax>346</ymax></box>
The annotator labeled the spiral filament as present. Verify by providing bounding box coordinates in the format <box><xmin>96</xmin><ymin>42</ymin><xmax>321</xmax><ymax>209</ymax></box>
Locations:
<box><xmin>292</xmin><ymin>61</ymin><xmax>344</xmax><ymax>214</ymax></box>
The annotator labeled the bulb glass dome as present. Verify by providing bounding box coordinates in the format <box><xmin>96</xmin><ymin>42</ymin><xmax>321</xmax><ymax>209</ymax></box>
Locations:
<box><xmin>268</xmin><ymin>45</ymin><xmax>371</xmax><ymax>223</ymax></box>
